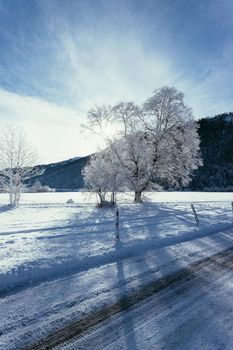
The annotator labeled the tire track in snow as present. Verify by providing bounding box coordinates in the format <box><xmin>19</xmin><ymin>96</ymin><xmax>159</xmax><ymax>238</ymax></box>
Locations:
<box><xmin>23</xmin><ymin>246</ymin><xmax>233</xmax><ymax>350</ymax></box>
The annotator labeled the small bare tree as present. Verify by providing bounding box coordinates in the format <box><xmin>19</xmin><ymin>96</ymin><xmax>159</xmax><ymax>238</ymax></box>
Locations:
<box><xmin>0</xmin><ymin>126</ymin><xmax>44</xmax><ymax>206</ymax></box>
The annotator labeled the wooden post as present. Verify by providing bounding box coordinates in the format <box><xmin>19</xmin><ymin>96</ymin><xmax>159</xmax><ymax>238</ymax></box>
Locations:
<box><xmin>115</xmin><ymin>207</ymin><xmax>119</xmax><ymax>239</ymax></box>
<box><xmin>191</xmin><ymin>204</ymin><xmax>199</xmax><ymax>227</ymax></box>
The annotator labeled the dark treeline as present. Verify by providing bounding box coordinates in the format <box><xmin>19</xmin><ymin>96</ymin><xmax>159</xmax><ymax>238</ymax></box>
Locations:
<box><xmin>189</xmin><ymin>112</ymin><xmax>233</xmax><ymax>191</ymax></box>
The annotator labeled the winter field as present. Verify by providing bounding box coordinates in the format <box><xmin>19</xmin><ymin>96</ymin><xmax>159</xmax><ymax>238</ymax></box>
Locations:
<box><xmin>1</xmin><ymin>191</ymin><xmax>233</xmax><ymax>349</ymax></box>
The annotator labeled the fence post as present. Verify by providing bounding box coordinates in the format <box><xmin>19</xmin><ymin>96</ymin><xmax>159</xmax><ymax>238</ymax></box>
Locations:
<box><xmin>115</xmin><ymin>207</ymin><xmax>119</xmax><ymax>240</ymax></box>
<box><xmin>191</xmin><ymin>204</ymin><xmax>199</xmax><ymax>227</ymax></box>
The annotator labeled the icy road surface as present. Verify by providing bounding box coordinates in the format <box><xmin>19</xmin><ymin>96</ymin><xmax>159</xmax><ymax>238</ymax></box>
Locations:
<box><xmin>56</xmin><ymin>248</ymin><xmax>233</xmax><ymax>350</ymax></box>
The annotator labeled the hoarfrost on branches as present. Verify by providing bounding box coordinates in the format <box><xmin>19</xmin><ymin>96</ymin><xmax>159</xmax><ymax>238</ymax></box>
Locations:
<box><xmin>82</xmin><ymin>147</ymin><xmax>123</xmax><ymax>207</ymax></box>
<box><xmin>83</xmin><ymin>86</ymin><xmax>202</xmax><ymax>204</ymax></box>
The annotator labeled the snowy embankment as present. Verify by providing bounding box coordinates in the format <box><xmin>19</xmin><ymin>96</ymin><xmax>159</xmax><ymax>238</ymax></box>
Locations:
<box><xmin>0</xmin><ymin>192</ymin><xmax>233</xmax><ymax>349</ymax></box>
<box><xmin>0</xmin><ymin>192</ymin><xmax>233</xmax><ymax>295</ymax></box>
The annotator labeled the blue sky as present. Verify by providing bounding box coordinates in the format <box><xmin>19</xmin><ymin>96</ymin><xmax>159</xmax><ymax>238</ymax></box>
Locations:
<box><xmin>0</xmin><ymin>0</ymin><xmax>233</xmax><ymax>163</ymax></box>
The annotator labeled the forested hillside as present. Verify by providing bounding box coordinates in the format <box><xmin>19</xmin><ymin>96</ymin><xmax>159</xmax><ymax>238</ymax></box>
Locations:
<box><xmin>189</xmin><ymin>113</ymin><xmax>233</xmax><ymax>191</ymax></box>
<box><xmin>33</xmin><ymin>156</ymin><xmax>89</xmax><ymax>191</ymax></box>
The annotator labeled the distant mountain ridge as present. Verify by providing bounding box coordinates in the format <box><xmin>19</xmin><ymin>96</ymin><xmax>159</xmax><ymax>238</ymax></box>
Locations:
<box><xmin>32</xmin><ymin>113</ymin><xmax>233</xmax><ymax>191</ymax></box>
<box><xmin>31</xmin><ymin>155</ymin><xmax>90</xmax><ymax>191</ymax></box>
<box><xmin>47</xmin><ymin>156</ymin><xmax>82</xmax><ymax>167</ymax></box>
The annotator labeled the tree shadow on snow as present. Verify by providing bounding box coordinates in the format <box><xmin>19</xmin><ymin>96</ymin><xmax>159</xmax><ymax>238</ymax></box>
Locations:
<box><xmin>114</xmin><ymin>239</ymin><xmax>138</xmax><ymax>350</ymax></box>
<box><xmin>0</xmin><ymin>204</ymin><xmax>14</xmax><ymax>214</ymax></box>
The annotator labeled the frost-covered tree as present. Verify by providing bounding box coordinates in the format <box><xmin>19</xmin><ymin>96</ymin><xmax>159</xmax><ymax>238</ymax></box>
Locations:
<box><xmin>111</xmin><ymin>132</ymin><xmax>156</xmax><ymax>202</ymax></box>
<box><xmin>141</xmin><ymin>86</ymin><xmax>202</xmax><ymax>197</ymax></box>
<box><xmin>86</xmin><ymin>104</ymin><xmax>113</xmax><ymax>140</ymax></box>
<box><xmin>82</xmin><ymin>147</ymin><xmax>123</xmax><ymax>206</ymax></box>
<box><xmin>0</xmin><ymin>126</ymin><xmax>44</xmax><ymax>206</ymax></box>
<box><xmin>31</xmin><ymin>179</ymin><xmax>42</xmax><ymax>192</ymax></box>
<box><xmin>85</xmin><ymin>102</ymin><xmax>150</xmax><ymax>203</ymax></box>
<box><xmin>108</xmin><ymin>103</ymin><xmax>154</xmax><ymax>202</ymax></box>
<box><xmin>111</xmin><ymin>102</ymin><xmax>142</xmax><ymax>136</ymax></box>
<box><xmin>30</xmin><ymin>179</ymin><xmax>55</xmax><ymax>193</ymax></box>
<box><xmin>84</xmin><ymin>86</ymin><xmax>202</xmax><ymax>203</ymax></box>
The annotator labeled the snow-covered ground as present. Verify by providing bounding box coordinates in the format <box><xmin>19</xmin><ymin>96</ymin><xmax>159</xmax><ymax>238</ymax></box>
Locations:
<box><xmin>0</xmin><ymin>191</ymin><xmax>233</xmax><ymax>294</ymax></box>
<box><xmin>61</xmin><ymin>249</ymin><xmax>233</xmax><ymax>350</ymax></box>
<box><xmin>0</xmin><ymin>192</ymin><xmax>233</xmax><ymax>349</ymax></box>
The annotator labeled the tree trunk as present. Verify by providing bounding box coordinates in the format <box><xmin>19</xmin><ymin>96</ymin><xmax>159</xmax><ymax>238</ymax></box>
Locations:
<box><xmin>97</xmin><ymin>191</ymin><xmax>106</xmax><ymax>207</ymax></box>
<box><xmin>111</xmin><ymin>192</ymin><xmax>115</xmax><ymax>205</ymax></box>
<box><xmin>15</xmin><ymin>188</ymin><xmax>21</xmax><ymax>206</ymax></box>
<box><xmin>134</xmin><ymin>190</ymin><xmax>142</xmax><ymax>203</ymax></box>
<box><xmin>9</xmin><ymin>177</ymin><xmax>14</xmax><ymax>206</ymax></box>
<box><xmin>97</xmin><ymin>192</ymin><xmax>103</xmax><ymax>207</ymax></box>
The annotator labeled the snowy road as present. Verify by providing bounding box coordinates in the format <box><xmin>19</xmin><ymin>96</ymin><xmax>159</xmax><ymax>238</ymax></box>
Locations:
<box><xmin>47</xmin><ymin>248</ymin><xmax>233</xmax><ymax>350</ymax></box>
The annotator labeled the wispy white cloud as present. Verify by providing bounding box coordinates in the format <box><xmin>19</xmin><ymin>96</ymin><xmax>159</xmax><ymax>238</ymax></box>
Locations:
<box><xmin>0</xmin><ymin>89</ymin><xmax>102</xmax><ymax>163</ymax></box>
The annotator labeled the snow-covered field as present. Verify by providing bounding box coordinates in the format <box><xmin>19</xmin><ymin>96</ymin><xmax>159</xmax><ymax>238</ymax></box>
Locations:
<box><xmin>0</xmin><ymin>191</ymin><xmax>233</xmax><ymax>294</ymax></box>
<box><xmin>0</xmin><ymin>191</ymin><xmax>233</xmax><ymax>349</ymax></box>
